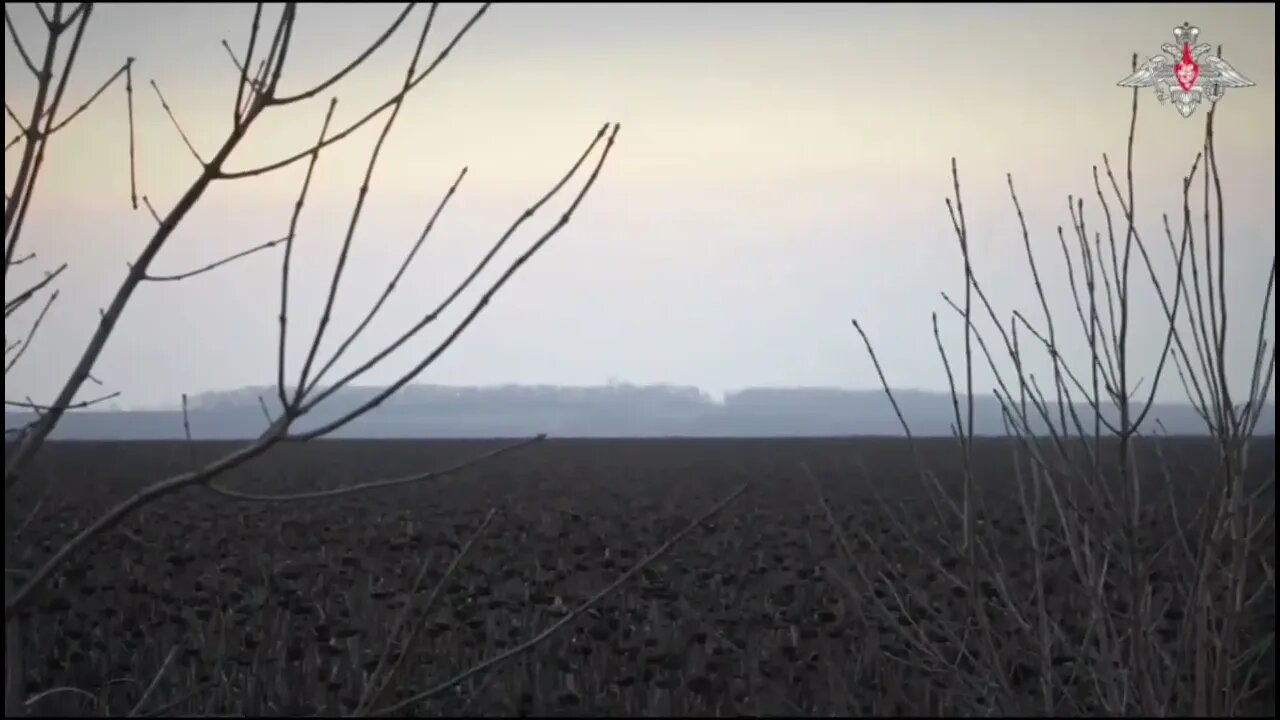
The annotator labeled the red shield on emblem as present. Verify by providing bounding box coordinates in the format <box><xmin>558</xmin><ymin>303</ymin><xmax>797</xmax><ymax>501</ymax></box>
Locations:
<box><xmin>1175</xmin><ymin>45</ymin><xmax>1200</xmax><ymax>91</ymax></box>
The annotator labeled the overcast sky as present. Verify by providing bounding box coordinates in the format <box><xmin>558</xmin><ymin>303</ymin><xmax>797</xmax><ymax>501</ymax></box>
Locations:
<box><xmin>5</xmin><ymin>2</ymin><xmax>1275</xmax><ymax>409</ymax></box>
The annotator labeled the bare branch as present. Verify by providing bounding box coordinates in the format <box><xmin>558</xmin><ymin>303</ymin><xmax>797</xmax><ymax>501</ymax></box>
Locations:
<box><xmin>4</xmin><ymin>287</ymin><xmax>57</xmax><ymax>374</ymax></box>
<box><xmin>1</xmin><ymin>171</ymin><xmax>200</xmax><ymax>474</ymax></box>
<box><xmin>149</xmin><ymin>80</ymin><xmax>205</xmax><ymax>166</ymax></box>
<box><xmin>3</xmin><ymin>100</ymin><xmax>27</xmax><ymax>133</ymax></box>
<box><xmin>127</xmin><ymin>646</ymin><xmax>179</xmax><ymax>717</ymax></box>
<box><xmin>220</xmin><ymin>3</ymin><xmax>491</xmax><ymax>180</ymax></box>
<box><xmin>356</xmin><ymin>504</ymin><xmax>498</xmax><ymax>715</ymax></box>
<box><xmin>206</xmin><ymin>434</ymin><xmax>544</xmax><ymax>502</ymax></box>
<box><xmin>294</xmin><ymin>7</ymin><xmax>437</xmax><ymax>398</ymax></box>
<box><xmin>143</xmin><ymin>235</ymin><xmax>288</xmax><ymax>282</ymax></box>
<box><xmin>255</xmin><ymin>394</ymin><xmax>273</xmax><ymax>427</ymax></box>
<box><xmin>1008</xmin><ymin>173</ymin><xmax>1068</xmax><ymax>434</ymax></box>
<box><xmin>60</xmin><ymin>4</ymin><xmax>88</xmax><ymax>30</ymax></box>
<box><xmin>271</xmin><ymin>2</ymin><xmax>416</xmax><ymax>106</ymax></box>
<box><xmin>140</xmin><ymin>196</ymin><xmax>162</xmax><ymax>225</ymax></box>
<box><xmin>5</xmin><ymin>391</ymin><xmax>120</xmax><ymax>412</ymax></box>
<box><xmin>3</xmin><ymin>8</ymin><xmax>39</xmax><ymax>76</ymax></box>
<box><xmin>220</xmin><ymin>39</ymin><xmax>249</xmax><ymax>85</ymax></box>
<box><xmin>5</xmin><ymin>263</ymin><xmax>66</xmax><ymax>318</ymax></box>
<box><xmin>46</xmin><ymin>58</ymin><xmax>133</xmax><ymax>136</ymax></box>
<box><xmin>23</xmin><ymin>686</ymin><xmax>97</xmax><ymax>713</ymax></box>
<box><xmin>307</xmin><ymin>166</ymin><xmax>467</xmax><ymax>393</ymax></box>
<box><xmin>850</xmin><ymin>318</ymin><xmax>917</xmax><ymax>443</ymax></box>
<box><xmin>126</xmin><ymin>59</ymin><xmax>137</xmax><ymax>209</ymax></box>
<box><xmin>4</xmin><ymin>6</ymin><xmax>73</xmax><ymax>269</ymax></box>
<box><xmin>371</xmin><ymin>482</ymin><xmax>752</xmax><ymax>715</ymax></box>
<box><xmin>8</xmin><ymin>486</ymin><xmax>48</xmax><ymax>540</ymax></box>
<box><xmin>294</xmin><ymin>123</ymin><xmax>621</xmax><ymax>438</ymax></box>
<box><xmin>180</xmin><ymin>393</ymin><xmax>192</xmax><ymax>442</ymax></box>
<box><xmin>1</xmin><ymin>16</ymin><xmax>624</xmax><ymax>691</ymax></box>
<box><xmin>253</xmin><ymin>4</ymin><xmax>294</xmax><ymax>105</ymax></box>
<box><xmin>5</xmin><ymin>4</ymin><xmax>93</xmax><ymax>278</ymax></box>
<box><xmin>306</xmin><ymin>125</ymin><xmax>610</xmax><ymax>405</ymax></box>
<box><xmin>3</xmin><ymin>59</ymin><xmax>134</xmax><ymax>152</ymax></box>
<box><xmin>6</xmin><ymin>424</ymin><xmax>287</xmax><ymax>619</ymax></box>
<box><xmin>231</xmin><ymin>3</ymin><xmax>264</xmax><ymax>124</ymax></box>
<box><xmin>277</xmin><ymin>96</ymin><xmax>339</xmax><ymax>412</ymax></box>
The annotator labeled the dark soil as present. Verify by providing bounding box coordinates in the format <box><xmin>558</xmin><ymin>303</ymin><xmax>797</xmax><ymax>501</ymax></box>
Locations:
<box><xmin>7</xmin><ymin>437</ymin><xmax>1274</xmax><ymax>716</ymax></box>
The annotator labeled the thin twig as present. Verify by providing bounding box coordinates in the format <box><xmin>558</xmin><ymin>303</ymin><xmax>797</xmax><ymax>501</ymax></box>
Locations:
<box><xmin>220</xmin><ymin>3</ymin><xmax>491</xmax><ymax>179</ymax></box>
<box><xmin>5</xmin><ymin>287</ymin><xmax>57</xmax><ymax>374</ymax></box>
<box><xmin>23</xmin><ymin>685</ymin><xmax>97</xmax><ymax>712</ymax></box>
<box><xmin>144</xmin><ymin>236</ymin><xmax>288</xmax><ymax>282</ymax></box>
<box><xmin>206</xmin><ymin>434</ymin><xmax>545</xmax><ymax>502</ymax></box>
<box><xmin>371</xmin><ymin>482</ymin><xmax>751</xmax><ymax>715</ymax></box>
<box><xmin>5</xmin><ymin>263</ymin><xmax>67</xmax><ymax>318</ymax></box>
<box><xmin>149</xmin><ymin>80</ymin><xmax>205</xmax><ymax>165</ymax></box>
<box><xmin>3</xmin><ymin>8</ymin><xmax>39</xmax><ymax>76</ymax></box>
<box><xmin>127</xmin><ymin>646</ymin><xmax>178</xmax><ymax>717</ymax></box>
<box><xmin>296</xmin><ymin>123</ymin><xmax>622</xmax><ymax>434</ymax></box>
<box><xmin>356</xmin><ymin>506</ymin><xmax>499</xmax><ymax>716</ymax></box>
<box><xmin>5</xmin><ymin>391</ymin><xmax>120</xmax><ymax>412</ymax></box>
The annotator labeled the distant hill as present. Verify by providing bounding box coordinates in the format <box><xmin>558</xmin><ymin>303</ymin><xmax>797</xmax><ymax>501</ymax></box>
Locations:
<box><xmin>6</xmin><ymin>384</ymin><xmax>1272</xmax><ymax>440</ymax></box>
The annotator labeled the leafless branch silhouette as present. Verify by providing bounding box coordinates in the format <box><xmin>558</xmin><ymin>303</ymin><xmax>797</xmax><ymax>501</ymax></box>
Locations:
<box><xmin>834</xmin><ymin>55</ymin><xmax>1274</xmax><ymax>715</ymax></box>
<box><xmin>0</xmin><ymin>4</ymin><xmax>708</xmax><ymax>716</ymax></box>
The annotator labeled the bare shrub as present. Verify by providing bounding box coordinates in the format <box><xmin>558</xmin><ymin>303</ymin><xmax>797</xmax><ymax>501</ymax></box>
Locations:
<box><xmin>820</xmin><ymin>57</ymin><xmax>1275</xmax><ymax>715</ymax></box>
<box><xmin>5</xmin><ymin>3</ymin><xmax>747</xmax><ymax>715</ymax></box>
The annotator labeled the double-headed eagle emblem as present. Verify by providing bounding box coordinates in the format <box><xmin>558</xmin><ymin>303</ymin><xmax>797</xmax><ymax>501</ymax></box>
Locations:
<box><xmin>1117</xmin><ymin>22</ymin><xmax>1254</xmax><ymax>118</ymax></box>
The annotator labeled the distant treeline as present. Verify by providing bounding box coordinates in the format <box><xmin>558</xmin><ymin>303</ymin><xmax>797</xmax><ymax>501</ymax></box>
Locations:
<box><xmin>5</xmin><ymin>384</ymin><xmax>1274</xmax><ymax>440</ymax></box>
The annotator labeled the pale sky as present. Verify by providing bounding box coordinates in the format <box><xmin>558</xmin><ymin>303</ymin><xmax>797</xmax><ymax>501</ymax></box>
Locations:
<box><xmin>5</xmin><ymin>3</ymin><xmax>1275</xmax><ymax>410</ymax></box>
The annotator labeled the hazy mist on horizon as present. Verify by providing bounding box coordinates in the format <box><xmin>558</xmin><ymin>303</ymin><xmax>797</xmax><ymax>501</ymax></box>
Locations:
<box><xmin>5</xmin><ymin>3</ymin><xmax>1275</xmax><ymax>412</ymax></box>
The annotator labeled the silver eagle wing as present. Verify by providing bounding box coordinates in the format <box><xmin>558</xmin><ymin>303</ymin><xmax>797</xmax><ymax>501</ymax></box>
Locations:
<box><xmin>1117</xmin><ymin>55</ymin><xmax>1173</xmax><ymax>87</ymax></box>
<box><xmin>1198</xmin><ymin>54</ymin><xmax>1255</xmax><ymax>88</ymax></box>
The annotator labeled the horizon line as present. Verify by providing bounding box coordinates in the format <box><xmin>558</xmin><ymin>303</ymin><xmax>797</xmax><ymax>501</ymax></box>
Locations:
<box><xmin>22</xmin><ymin>381</ymin><xmax>1274</xmax><ymax>413</ymax></box>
